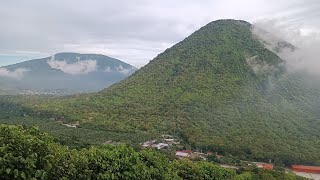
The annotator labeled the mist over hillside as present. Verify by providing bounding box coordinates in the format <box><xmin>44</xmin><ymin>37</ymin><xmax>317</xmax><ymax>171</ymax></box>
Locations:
<box><xmin>252</xmin><ymin>20</ymin><xmax>320</xmax><ymax>79</ymax></box>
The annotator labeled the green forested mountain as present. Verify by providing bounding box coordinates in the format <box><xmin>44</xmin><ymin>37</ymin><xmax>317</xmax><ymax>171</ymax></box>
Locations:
<box><xmin>2</xmin><ymin>20</ymin><xmax>320</xmax><ymax>165</ymax></box>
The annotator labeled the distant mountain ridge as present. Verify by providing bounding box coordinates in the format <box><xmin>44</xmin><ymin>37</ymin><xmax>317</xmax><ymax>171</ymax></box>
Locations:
<box><xmin>0</xmin><ymin>52</ymin><xmax>137</xmax><ymax>94</ymax></box>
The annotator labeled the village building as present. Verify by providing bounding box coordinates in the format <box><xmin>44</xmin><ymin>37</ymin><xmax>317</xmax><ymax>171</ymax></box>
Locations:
<box><xmin>141</xmin><ymin>135</ymin><xmax>180</xmax><ymax>149</ymax></box>
<box><xmin>175</xmin><ymin>151</ymin><xmax>191</xmax><ymax>158</ymax></box>
<box><xmin>292</xmin><ymin>165</ymin><xmax>320</xmax><ymax>173</ymax></box>
<box><xmin>153</xmin><ymin>143</ymin><xmax>169</xmax><ymax>149</ymax></box>
<box><xmin>252</xmin><ymin>162</ymin><xmax>274</xmax><ymax>170</ymax></box>
<box><xmin>207</xmin><ymin>152</ymin><xmax>214</xmax><ymax>155</ymax></box>
<box><xmin>262</xmin><ymin>164</ymin><xmax>274</xmax><ymax>170</ymax></box>
<box><xmin>175</xmin><ymin>150</ymin><xmax>193</xmax><ymax>158</ymax></box>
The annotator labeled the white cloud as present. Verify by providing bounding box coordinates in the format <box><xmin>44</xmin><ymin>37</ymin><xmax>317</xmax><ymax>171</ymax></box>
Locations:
<box><xmin>47</xmin><ymin>56</ymin><xmax>97</xmax><ymax>75</ymax></box>
<box><xmin>0</xmin><ymin>68</ymin><xmax>28</xmax><ymax>79</ymax></box>
<box><xmin>104</xmin><ymin>66</ymin><xmax>112</xmax><ymax>72</ymax></box>
<box><xmin>252</xmin><ymin>20</ymin><xmax>320</xmax><ymax>77</ymax></box>
<box><xmin>103</xmin><ymin>65</ymin><xmax>136</xmax><ymax>74</ymax></box>
<box><xmin>246</xmin><ymin>56</ymin><xmax>276</xmax><ymax>75</ymax></box>
<box><xmin>116</xmin><ymin>65</ymin><xmax>133</xmax><ymax>75</ymax></box>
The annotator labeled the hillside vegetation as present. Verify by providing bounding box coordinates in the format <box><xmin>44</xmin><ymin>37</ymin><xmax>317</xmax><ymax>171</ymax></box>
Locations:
<box><xmin>1</xmin><ymin>20</ymin><xmax>320</xmax><ymax>165</ymax></box>
<box><xmin>0</xmin><ymin>124</ymin><xmax>305</xmax><ymax>180</ymax></box>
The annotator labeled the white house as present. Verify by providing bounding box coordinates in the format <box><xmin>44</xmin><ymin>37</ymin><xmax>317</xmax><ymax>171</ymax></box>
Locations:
<box><xmin>175</xmin><ymin>151</ymin><xmax>190</xmax><ymax>158</ymax></box>
<box><xmin>154</xmin><ymin>143</ymin><xmax>169</xmax><ymax>149</ymax></box>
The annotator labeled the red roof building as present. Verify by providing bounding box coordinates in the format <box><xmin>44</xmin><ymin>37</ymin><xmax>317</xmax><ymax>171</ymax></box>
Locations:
<box><xmin>253</xmin><ymin>162</ymin><xmax>273</xmax><ymax>170</ymax></box>
<box><xmin>262</xmin><ymin>164</ymin><xmax>274</xmax><ymax>170</ymax></box>
<box><xmin>207</xmin><ymin>152</ymin><xmax>213</xmax><ymax>155</ymax></box>
<box><xmin>292</xmin><ymin>165</ymin><xmax>320</xmax><ymax>173</ymax></box>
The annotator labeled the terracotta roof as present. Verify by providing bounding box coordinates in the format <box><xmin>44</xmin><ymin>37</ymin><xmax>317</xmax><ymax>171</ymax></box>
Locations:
<box><xmin>262</xmin><ymin>164</ymin><xmax>273</xmax><ymax>170</ymax></box>
<box><xmin>292</xmin><ymin>165</ymin><xmax>320</xmax><ymax>171</ymax></box>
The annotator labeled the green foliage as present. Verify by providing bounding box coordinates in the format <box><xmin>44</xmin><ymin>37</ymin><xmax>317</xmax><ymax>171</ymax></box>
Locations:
<box><xmin>234</xmin><ymin>172</ymin><xmax>253</xmax><ymax>180</ymax></box>
<box><xmin>0</xmin><ymin>124</ymin><xmax>53</xmax><ymax>179</ymax></box>
<box><xmin>208</xmin><ymin>154</ymin><xmax>241</xmax><ymax>165</ymax></box>
<box><xmin>172</xmin><ymin>159</ymin><xmax>236</xmax><ymax>180</ymax></box>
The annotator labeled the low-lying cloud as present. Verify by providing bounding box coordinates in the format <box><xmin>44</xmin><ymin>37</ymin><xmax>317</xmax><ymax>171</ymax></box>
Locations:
<box><xmin>0</xmin><ymin>68</ymin><xmax>28</xmax><ymax>79</ymax></box>
<box><xmin>47</xmin><ymin>56</ymin><xmax>97</xmax><ymax>75</ymax></box>
<box><xmin>246</xmin><ymin>56</ymin><xmax>276</xmax><ymax>75</ymax></box>
<box><xmin>116</xmin><ymin>65</ymin><xmax>135</xmax><ymax>75</ymax></box>
<box><xmin>252</xmin><ymin>20</ymin><xmax>320</xmax><ymax>77</ymax></box>
<box><xmin>104</xmin><ymin>65</ymin><xmax>136</xmax><ymax>75</ymax></box>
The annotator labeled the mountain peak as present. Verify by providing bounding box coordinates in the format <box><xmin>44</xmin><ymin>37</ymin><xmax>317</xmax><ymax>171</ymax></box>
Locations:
<box><xmin>52</xmin><ymin>52</ymin><xmax>113</xmax><ymax>60</ymax></box>
<box><xmin>206</xmin><ymin>19</ymin><xmax>250</xmax><ymax>26</ymax></box>
<box><xmin>137</xmin><ymin>18</ymin><xmax>283</xmax><ymax>90</ymax></box>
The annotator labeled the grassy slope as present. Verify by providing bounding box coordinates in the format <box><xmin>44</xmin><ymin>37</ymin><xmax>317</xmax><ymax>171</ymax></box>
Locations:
<box><xmin>1</xmin><ymin>20</ymin><xmax>320</xmax><ymax>165</ymax></box>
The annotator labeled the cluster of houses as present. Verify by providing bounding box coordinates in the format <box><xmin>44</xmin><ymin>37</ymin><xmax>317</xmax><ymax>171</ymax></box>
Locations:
<box><xmin>141</xmin><ymin>136</ymin><xmax>320</xmax><ymax>179</ymax></box>
<box><xmin>141</xmin><ymin>135</ymin><xmax>180</xmax><ymax>150</ymax></box>
<box><xmin>141</xmin><ymin>136</ymin><xmax>227</xmax><ymax>162</ymax></box>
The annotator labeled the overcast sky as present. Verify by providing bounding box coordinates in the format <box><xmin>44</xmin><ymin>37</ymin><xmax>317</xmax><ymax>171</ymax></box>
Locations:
<box><xmin>0</xmin><ymin>0</ymin><xmax>319</xmax><ymax>67</ymax></box>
